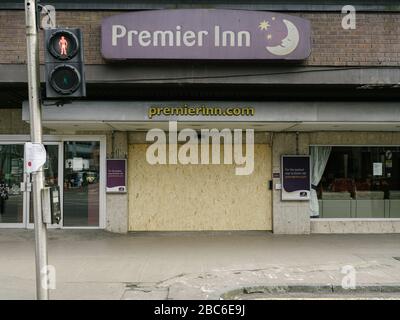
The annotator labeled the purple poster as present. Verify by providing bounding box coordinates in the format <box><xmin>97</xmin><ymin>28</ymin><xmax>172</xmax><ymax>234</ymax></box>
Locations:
<box><xmin>281</xmin><ymin>155</ymin><xmax>310</xmax><ymax>201</ymax></box>
<box><xmin>101</xmin><ymin>9</ymin><xmax>311</xmax><ymax>60</ymax></box>
<box><xmin>106</xmin><ymin>159</ymin><xmax>127</xmax><ymax>193</ymax></box>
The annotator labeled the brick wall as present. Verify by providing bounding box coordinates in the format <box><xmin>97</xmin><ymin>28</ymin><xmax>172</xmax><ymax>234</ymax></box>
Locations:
<box><xmin>0</xmin><ymin>10</ymin><xmax>399</xmax><ymax>66</ymax></box>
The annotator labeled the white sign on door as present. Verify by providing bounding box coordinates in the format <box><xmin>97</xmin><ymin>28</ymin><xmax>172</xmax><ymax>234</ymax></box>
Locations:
<box><xmin>72</xmin><ymin>157</ymin><xmax>83</xmax><ymax>171</ymax></box>
<box><xmin>373</xmin><ymin>162</ymin><xmax>383</xmax><ymax>176</ymax></box>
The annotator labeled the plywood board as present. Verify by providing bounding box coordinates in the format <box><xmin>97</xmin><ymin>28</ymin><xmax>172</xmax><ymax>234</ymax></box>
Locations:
<box><xmin>128</xmin><ymin>144</ymin><xmax>271</xmax><ymax>231</ymax></box>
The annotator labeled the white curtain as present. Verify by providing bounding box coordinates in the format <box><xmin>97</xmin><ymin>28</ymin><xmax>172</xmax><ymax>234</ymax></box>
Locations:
<box><xmin>310</xmin><ymin>146</ymin><xmax>332</xmax><ymax>217</ymax></box>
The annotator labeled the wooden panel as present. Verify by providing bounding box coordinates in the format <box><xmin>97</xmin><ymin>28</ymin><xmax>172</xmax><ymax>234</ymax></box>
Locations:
<box><xmin>128</xmin><ymin>144</ymin><xmax>271</xmax><ymax>231</ymax></box>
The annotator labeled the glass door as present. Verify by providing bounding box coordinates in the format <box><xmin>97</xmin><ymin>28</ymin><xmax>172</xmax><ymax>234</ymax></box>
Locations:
<box><xmin>27</xmin><ymin>143</ymin><xmax>62</xmax><ymax>228</ymax></box>
<box><xmin>0</xmin><ymin>144</ymin><xmax>25</xmax><ymax>227</ymax></box>
<box><xmin>1</xmin><ymin>139</ymin><xmax>102</xmax><ymax>229</ymax></box>
<box><xmin>63</xmin><ymin>141</ymin><xmax>100</xmax><ymax>227</ymax></box>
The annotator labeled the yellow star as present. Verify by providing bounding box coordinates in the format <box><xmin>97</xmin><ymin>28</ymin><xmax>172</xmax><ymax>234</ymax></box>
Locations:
<box><xmin>259</xmin><ymin>20</ymin><xmax>270</xmax><ymax>31</ymax></box>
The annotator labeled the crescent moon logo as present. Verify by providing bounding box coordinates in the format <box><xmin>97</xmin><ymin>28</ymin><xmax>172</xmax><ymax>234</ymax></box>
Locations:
<box><xmin>266</xmin><ymin>19</ymin><xmax>300</xmax><ymax>56</ymax></box>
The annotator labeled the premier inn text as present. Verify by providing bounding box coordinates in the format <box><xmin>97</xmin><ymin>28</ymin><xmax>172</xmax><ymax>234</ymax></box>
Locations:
<box><xmin>112</xmin><ymin>25</ymin><xmax>251</xmax><ymax>47</ymax></box>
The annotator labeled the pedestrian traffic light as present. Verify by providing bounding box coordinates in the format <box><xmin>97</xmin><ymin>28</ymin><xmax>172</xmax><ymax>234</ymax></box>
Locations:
<box><xmin>44</xmin><ymin>28</ymin><xmax>86</xmax><ymax>98</ymax></box>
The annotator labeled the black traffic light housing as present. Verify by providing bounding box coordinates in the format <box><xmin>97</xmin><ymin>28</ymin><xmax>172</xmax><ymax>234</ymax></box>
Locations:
<box><xmin>44</xmin><ymin>28</ymin><xmax>86</xmax><ymax>98</ymax></box>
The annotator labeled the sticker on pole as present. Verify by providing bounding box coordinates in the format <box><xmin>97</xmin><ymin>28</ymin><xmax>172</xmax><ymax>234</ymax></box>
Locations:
<box><xmin>24</xmin><ymin>143</ymin><xmax>47</xmax><ymax>174</ymax></box>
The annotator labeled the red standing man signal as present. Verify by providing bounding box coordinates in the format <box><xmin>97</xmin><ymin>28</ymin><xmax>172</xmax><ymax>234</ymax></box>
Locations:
<box><xmin>59</xmin><ymin>36</ymin><xmax>68</xmax><ymax>56</ymax></box>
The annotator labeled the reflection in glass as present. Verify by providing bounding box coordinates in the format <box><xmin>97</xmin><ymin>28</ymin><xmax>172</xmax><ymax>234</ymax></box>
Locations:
<box><xmin>63</xmin><ymin>141</ymin><xmax>100</xmax><ymax>226</ymax></box>
<box><xmin>0</xmin><ymin>144</ymin><xmax>24</xmax><ymax>224</ymax></box>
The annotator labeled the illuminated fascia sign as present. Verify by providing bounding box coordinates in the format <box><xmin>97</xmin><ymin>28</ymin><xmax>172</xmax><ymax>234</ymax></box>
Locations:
<box><xmin>101</xmin><ymin>9</ymin><xmax>311</xmax><ymax>60</ymax></box>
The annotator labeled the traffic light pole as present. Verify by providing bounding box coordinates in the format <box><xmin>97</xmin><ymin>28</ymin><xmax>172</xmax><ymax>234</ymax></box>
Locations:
<box><xmin>24</xmin><ymin>0</ymin><xmax>49</xmax><ymax>300</ymax></box>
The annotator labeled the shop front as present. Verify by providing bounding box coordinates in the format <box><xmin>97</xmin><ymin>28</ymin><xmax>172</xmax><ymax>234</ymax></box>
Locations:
<box><xmin>15</xmin><ymin>100</ymin><xmax>400</xmax><ymax>234</ymax></box>
<box><xmin>0</xmin><ymin>135</ymin><xmax>106</xmax><ymax>229</ymax></box>
<box><xmin>1</xmin><ymin>4</ymin><xmax>400</xmax><ymax>234</ymax></box>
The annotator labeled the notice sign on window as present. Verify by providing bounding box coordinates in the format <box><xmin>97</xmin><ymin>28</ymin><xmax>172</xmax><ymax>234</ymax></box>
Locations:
<box><xmin>106</xmin><ymin>159</ymin><xmax>127</xmax><ymax>193</ymax></box>
<box><xmin>281</xmin><ymin>155</ymin><xmax>311</xmax><ymax>201</ymax></box>
<box><xmin>373</xmin><ymin>162</ymin><xmax>383</xmax><ymax>176</ymax></box>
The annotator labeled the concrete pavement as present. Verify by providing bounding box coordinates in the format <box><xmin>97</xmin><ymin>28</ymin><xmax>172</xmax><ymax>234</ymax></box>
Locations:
<box><xmin>0</xmin><ymin>230</ymin><xmax>400</xmax><ymax>299</ymax></box>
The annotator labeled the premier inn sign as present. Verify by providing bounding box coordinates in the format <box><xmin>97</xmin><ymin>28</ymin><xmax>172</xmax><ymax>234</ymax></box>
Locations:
<box><xmin>101</xmin><ymin>9</ymin><xmax>311</xmax><ymax>60</ymax></box>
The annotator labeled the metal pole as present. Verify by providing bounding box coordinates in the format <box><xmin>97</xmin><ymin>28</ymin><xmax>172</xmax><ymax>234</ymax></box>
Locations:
<box><xmin>24</xmin><ymin>0</ymin><xmax>49</xmax><ymax>300</ymax></box>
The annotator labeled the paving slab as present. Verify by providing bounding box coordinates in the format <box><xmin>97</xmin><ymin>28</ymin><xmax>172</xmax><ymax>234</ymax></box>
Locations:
<box><xmin>0</xmin><ymin>230</ymin><xmax>400</xmax><ymax>299</ymax></box>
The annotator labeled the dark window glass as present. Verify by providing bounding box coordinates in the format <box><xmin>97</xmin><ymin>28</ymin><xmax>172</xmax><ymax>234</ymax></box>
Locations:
<box><xmin>0</xmin><ymin>144</ymin><xmax>24</xmax><ymax>224</ymax></box>
<box><xmin>63</xmin><ymin>141</ymin><xmax>100</xmax><ymax>226</ymax></box>
<box><xmin>319</xmin><ymin>147</ymin><xmax>400</xmax><ymax>197</ymax></box>
<box><xmin>315</xmin><ymin>146</ymin><xmax>400</xmax><ymax>218</ymax></box>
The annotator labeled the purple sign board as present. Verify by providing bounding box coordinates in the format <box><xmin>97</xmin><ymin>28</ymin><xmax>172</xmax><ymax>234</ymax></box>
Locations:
<box><xmin>101</xmin><ymin>9</ymin><xmax>311</xmax><ymax>60</ymax></box>
<box><xmin>106</xmin><ymin>159</ymin><xmax>127</xmax><ymax>193</ymax></box>
<box><xmin>281</xmin><ymin>155</ymin><xmax>310</xmax><ymax>201</ymax></box>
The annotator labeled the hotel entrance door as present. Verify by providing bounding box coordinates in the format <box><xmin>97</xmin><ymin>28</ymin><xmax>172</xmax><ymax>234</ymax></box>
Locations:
<box><xmin>63</xmin><ymin>141</ymin><xmax>100</xmax><ymax>227</ymax></box>
<box><xmin>0</xmin><ymin>139</ymin><xmax>102</xmax><ymax>229</ymax></box>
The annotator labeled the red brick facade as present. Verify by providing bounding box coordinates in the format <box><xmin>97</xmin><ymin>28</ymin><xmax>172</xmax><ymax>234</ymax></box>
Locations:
<box><xmin>0</xmin><ymin>10</ymin><xmax>399</xmax><ymax>66</ymax></box>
